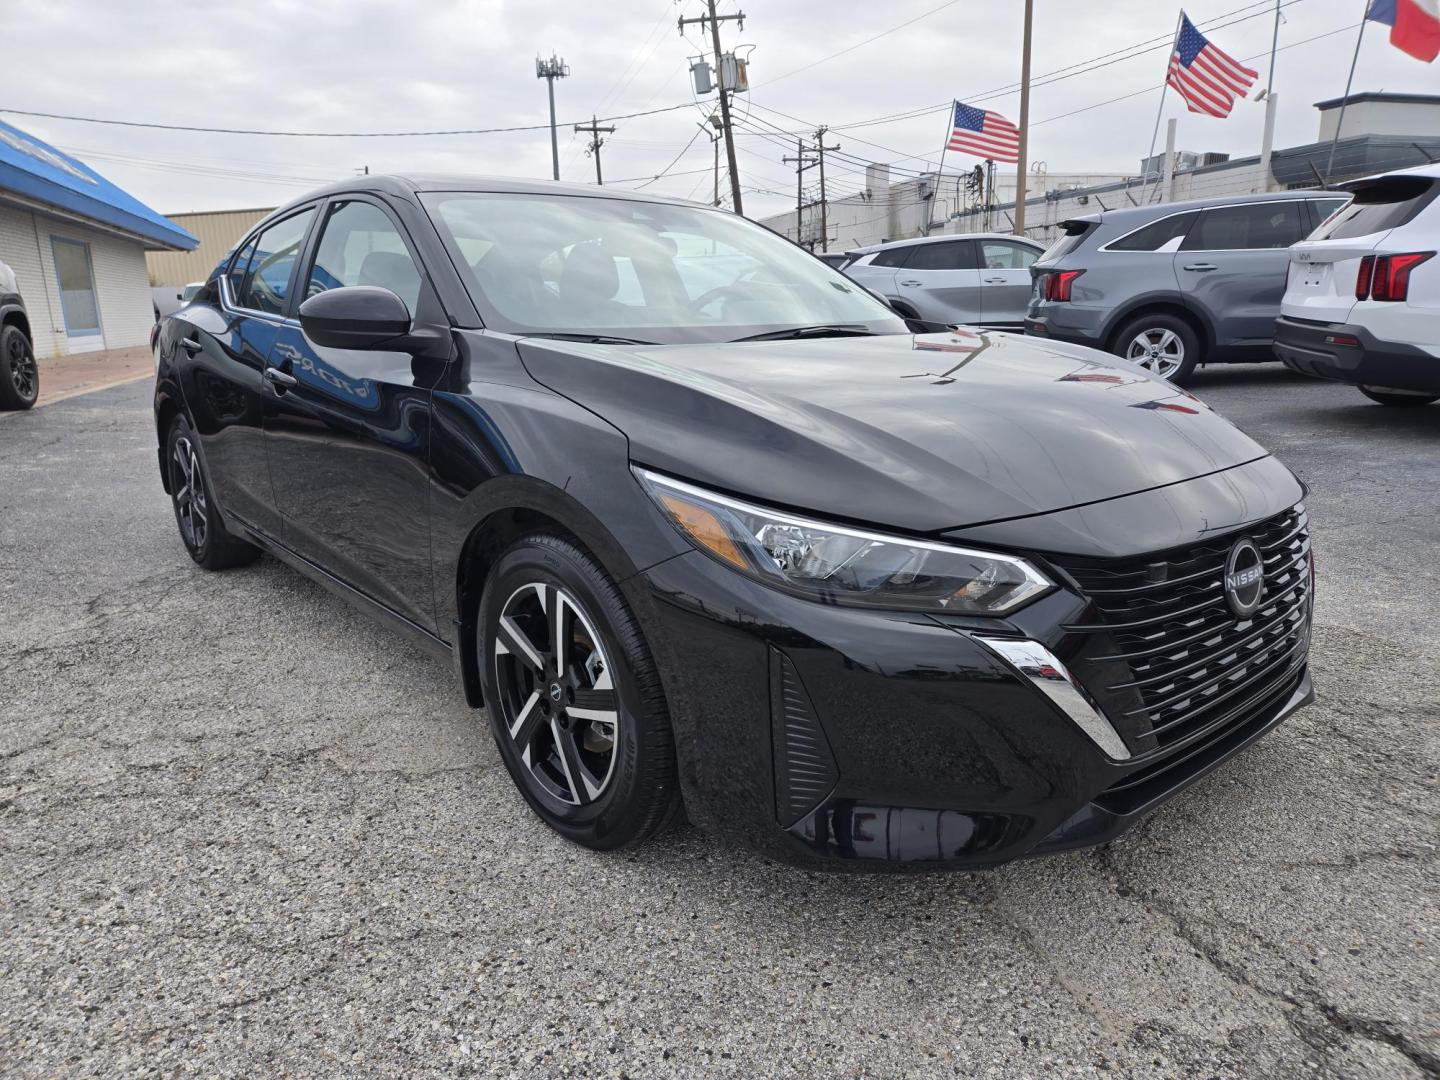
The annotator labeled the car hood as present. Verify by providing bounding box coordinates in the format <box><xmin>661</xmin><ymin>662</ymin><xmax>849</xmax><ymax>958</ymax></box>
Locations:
<box><xmin>517</xmin><ymin>330</ymin><xmax>1271</xmax><ymax>534</ymax></box>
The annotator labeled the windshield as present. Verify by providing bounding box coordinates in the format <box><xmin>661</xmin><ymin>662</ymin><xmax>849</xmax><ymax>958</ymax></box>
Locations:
<box><xmin>421</xmin><ymin>191</ymin><xmax>905</xmax><ymax>344</ymax></box>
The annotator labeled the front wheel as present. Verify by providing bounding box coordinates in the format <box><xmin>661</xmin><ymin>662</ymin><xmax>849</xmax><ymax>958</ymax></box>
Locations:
<box><xmin>1113</xmin><ymin>313</ymin><xmax>1200</xmax><ymax>384</ymax></box>
<box><xmin>0</xmin><ymin>324</ymin><xmax>38</xmax><ymax>410</ymax></box>
<box><xmin>1358</xmin><ymin>385</ymin><xmax>1438</xmax><ymax>407</ymax></box>
<box><xmin>477</xmin><ymin>533</ymin><xmax>680</xmax><ymax>851</ymax></box>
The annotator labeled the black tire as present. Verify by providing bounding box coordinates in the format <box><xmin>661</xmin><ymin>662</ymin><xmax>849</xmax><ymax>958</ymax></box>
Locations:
<box><xmin>0</xmin><ymin>324</ymin><xmax>39</xmax><ymax>411</ymax></box>
<box><xmin>1358</xmin><ymin>385</ymin><xmax>1438</xmax><ymax>407</ymax></box>
<box><xmin>165</xmin><ymin>415</ymin><xmax>260</xmax><ymax>570</ymax></box>
<box><xmin>1111</xmin><ymin>312</ymin><xmax>1201</xmax><ymax>385</ymax></box>
<box><xmin>477</xmin><ymin>533</ymin><xmax>681</xmax><ymax>851</ymax></box>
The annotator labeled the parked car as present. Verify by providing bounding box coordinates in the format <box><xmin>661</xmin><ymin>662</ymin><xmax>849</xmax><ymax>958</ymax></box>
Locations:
<box><xmin>0</xmin><ymin>258</ymin><xmax>38</xmax><ymax>410</ymax></box>
<box><xmin>1274</xmin><ymin>164</ymin><xmax>1439</xmax><ymax>406</ymax></box>
<box><xmin>153</xmin><ymin>281</ymin><xmax>207</xmax><ymax>322</ymax></box>
<box><xmin>1026</xmin><ymin>191</ymin><xmax>1349</xmax><ymax>384</ymax></box>
<box><xmin>814</xmin><ymin>252</ymin><xmax>849</xmax><ymax>270</ymax></box>
<box><xmin>841</xmin><ymin>233</ymin><xmax>1045</xmax><ymax>331</ymax></box>
<box><xmin>154</xmin><ymin>176</ymin><xmax>1313</xmax><ymax>869</ymax></box>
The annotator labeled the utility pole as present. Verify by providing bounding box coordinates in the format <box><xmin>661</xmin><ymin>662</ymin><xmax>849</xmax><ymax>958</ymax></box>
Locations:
<box><xmin>536</xmin><ymin>54</ymin><xmax>570</xmax><ymax>181</ymax></box>
<box><xmin>679</xmin><ymin>1</ymin><xmax>745</xmax><ymax>215</ymax></box>
<box><xmin>1013</xmin><ymin>0</ymin><xmax>1034</xmax><ymax>235</ymax></box>
<box><xmin>782</xmin><ymin>138</ymin><xmax>817</xmax><ymax>246</ymax></box>
<box><xmin>574</xmin><ymin>115</ymin><xmax>616</xmax><ymax>185</ymax></box>
<box><xmin>698</xmin><ymin>115</ymin><xmax>723</xmax><ymax>205</ymax></box>
<box><xmin>812</xmin><ymin>126</ymin><xmax>841</xmax><ymax>253</ymax></box>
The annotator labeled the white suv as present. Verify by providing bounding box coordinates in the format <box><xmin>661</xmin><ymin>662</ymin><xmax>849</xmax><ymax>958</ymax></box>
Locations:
<box><xmin>1274</xmin><ymin>164</ymin><xmax>1440</xmax><ymax>406</ymax></box>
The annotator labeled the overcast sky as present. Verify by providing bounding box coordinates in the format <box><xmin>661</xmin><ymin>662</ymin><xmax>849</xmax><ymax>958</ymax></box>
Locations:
<box><xmin>1</xmin><ymin>0</ymin><xmax>1432</xmax><ymax>221</ymax></box>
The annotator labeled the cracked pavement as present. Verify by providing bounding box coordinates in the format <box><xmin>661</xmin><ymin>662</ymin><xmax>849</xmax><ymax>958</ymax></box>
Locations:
<box><xmin>1</xmin><ymin>368</ymin><xmax>1436</xmax><ymax>1079</ymax></box>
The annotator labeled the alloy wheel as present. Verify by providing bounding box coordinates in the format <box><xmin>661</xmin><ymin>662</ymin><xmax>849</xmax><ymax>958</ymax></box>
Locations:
<box><xmin>1126</xmin><ymin>328</ymin><xmax>1185</xmax><ymax>379</ymax></box>
<box><xmin>171</xmin><ymin>435</ymin><xmax>208</xmax><ymax>551</ymax></box>
<box><xmin>493</xmin><ymin>582</ymin><xmax>620</xmax><ymax>806</ymax></box>
<box><xmin>6</xmin><ymin>332</ymin><xmax>37</xmax><ymax>402</ymax></box>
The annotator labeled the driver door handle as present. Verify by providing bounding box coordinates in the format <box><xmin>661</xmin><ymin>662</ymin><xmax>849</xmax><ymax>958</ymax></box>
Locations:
<box><xmin>264</xmin><ymin>366</ymin><xmax>298</xmax><ymax>389</ymax></box>
<box><xmin>983</xmin><ymin>277</ymin><xmax>1007</xmax><ymax>284</ymax></box>
<box><xmin>899</xmin><ymin>280</ymin><xmax>924</xmax><ymax>287</ymax></box>
<box><xmin>1183</xmin><ymin>263</ymin><xmax>1218</xmax><ymax>272</ymax></box>
<box><xmin>180</xmin><ymin>338</ymin><xmax>203</xmax><ymax>354</ymax></box>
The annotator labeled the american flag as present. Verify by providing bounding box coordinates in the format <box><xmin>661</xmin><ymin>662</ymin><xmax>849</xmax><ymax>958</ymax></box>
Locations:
<box><xmin>946</xmin><ymin>102</ymin><xmax>1021</xmax><ymax>163</ymax></box>
<box><xmin>1167</xmin><ymin>12</ymin><xmax>1258</xmax><ymax>118</ymax></box>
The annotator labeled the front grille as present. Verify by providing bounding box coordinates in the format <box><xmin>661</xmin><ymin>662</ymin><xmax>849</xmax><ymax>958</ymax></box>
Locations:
<box><xmin>1055</xmin><ymin>506</ymin><xmax>1311</xmax><ymax>754</ymax></box>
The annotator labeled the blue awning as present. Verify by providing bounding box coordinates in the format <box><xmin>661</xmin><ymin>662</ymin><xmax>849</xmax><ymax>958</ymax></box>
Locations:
<box><xmin>0</xmin><ymin>119</ymin><xmax>197</xmax><ymax>251</ymax></box>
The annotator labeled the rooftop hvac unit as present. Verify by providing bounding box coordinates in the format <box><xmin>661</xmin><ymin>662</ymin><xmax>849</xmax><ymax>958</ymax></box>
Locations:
<box><xmin>1201</xmin><ymin>152</ymin><xmax>1231</xmax><ymax>167</ymax></box>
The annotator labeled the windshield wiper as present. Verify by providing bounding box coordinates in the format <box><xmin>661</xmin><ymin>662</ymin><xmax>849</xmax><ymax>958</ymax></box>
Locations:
<box><xmin>522</xmin><ymin>332</ymin><xmax>659</xmax><ymax>346</ymax></box>
<box><xmin>731</xmin><ymin>325</ymin><xmax>880</xmax><ymax>343</ymax></box>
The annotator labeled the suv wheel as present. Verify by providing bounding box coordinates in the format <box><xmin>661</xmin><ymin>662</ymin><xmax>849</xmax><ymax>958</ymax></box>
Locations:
<box><xmin>1113</xmin><ymin>314</ymin><xmax>1199</xmax><ymax>384</ymax></box>
<box><xmin>0</xmin><ymin>324</ymin><xmax>38</xmax><ymax>410</ymax></box>
<box><xmin>478</xmin><ymin>533</ymin><xmax>681</xmax><ymax>851</ymax></box>
<box><xmin>1358</xmin><ymin>385</ymin><xmax>1438</xmax><ymax>407</ymax></box>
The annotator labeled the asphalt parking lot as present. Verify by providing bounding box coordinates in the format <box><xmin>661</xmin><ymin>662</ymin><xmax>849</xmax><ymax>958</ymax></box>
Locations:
<box><xmin>1</xmin><ymin>365</ymin><xmax>1436</xmax><ymax>1079</ymax></box>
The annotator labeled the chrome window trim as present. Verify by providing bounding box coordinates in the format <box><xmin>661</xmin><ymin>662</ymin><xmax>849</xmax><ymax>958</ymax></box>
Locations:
<box><xmin>1098</xmin><ymin>198</ymin><xmax>1319</xmax><ymax>255</ymax></box>
<box><xmin>974</xmin><ymin>636</ymin><xmax>1131</xmax><ymax>760</ymax></box>
<box><xmin>222</xmin><ymin>205</ymin><xmax>319</xmax><ymax>322</ymax></box>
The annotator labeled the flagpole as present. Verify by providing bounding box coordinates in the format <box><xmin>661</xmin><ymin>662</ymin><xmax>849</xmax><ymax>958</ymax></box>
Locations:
<box><xmin>936</xmin><ymin>101</ymin><xmax>954</xmax><ymax>234</ymax></box>
<box><xmin>1324</xmin><ymin>2</ymin><xmax>1370</xmax><ymax>183</ymax></box>
<box><xmin>1258</xmin><ymin>0</ymin><xmax>1283</xmax><ymax>192</ymax></box>
<box><xmin>1013</xmin><ymin>0</ymin><xmax>1035</xmax><ymax>236</ymax></box>
<box><xmin>1143</xmin><ymin>9</ymin><xmax>1185</xmax><ymax>204</ymax></box>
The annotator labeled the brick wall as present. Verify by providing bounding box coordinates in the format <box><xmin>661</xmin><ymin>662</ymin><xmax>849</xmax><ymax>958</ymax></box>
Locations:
<box><xmin>0</xmin><ymin>205</ymin><xmax>156</xmax><ymax>358</ymax></box>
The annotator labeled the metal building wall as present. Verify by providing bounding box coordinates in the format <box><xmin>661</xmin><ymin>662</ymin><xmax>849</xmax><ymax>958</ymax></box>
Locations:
<box><xmin>145</xmin><ymin>208</ymin><xmax>272</xmax><ymax>287</ymax></box>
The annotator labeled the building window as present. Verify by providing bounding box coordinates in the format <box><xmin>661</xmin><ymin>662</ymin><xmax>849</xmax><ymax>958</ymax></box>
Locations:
<box><xmin>50</xmin><ymin>237</ymin><xmax>102</xmax><ymax>338</ymax></box>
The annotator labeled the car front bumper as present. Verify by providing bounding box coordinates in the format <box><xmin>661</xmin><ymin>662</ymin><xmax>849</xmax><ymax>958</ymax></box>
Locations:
<box><xmin>1274</xmin><ymin>315</ymin><xmax>1440</xmax><ymax>393</ymax></box>
<box><xmin>636</xmin><ymin>528</ymin><xmax>1313</xmax><ymax>871</ymax></box>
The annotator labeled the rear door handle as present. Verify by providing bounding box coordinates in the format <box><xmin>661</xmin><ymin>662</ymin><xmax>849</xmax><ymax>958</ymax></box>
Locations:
<box><xmin>983</xmin><ymin>277</ymin><xmax>1007</xmax><ymax>284</ymax></box>
<box><xmin>263</xmin><ymin>366</ymin><xmax>298</xmax><ymax>390</ymax></box>
<box><xmin>899</xmin><ymin>280</ymin><xmax>923</xmax><ymax>287</ymax></box>
<box><xmin>1183</xmin><ymin>263</ymin><xmax>1218</xmax><ymax>272</ymax></box>
<box><xmin>180</xmin><ymin>338</ymin><xmax>203</xmax><ymax>354</ymax></box>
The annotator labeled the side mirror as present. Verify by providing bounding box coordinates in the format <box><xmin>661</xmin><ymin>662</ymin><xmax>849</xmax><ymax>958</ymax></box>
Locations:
<box><xmin>298</xmin><ymin>286</ymin><xmax>414</xmax><ymax>351</ymax></box>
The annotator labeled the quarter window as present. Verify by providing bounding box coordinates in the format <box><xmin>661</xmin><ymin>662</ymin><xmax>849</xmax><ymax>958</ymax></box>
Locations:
<box><xmin>237</xmin><ymin>209</ymin><xmax>315</xmax><ymax>315</ymax></box>
<box><xmin>905</xmin><ymin>241</ymin><xmax>976</xmax><ymax>271</ymax></box>
<box><xmin>980</xmin><ymin>241</ymin><xmax>1038</xmax><ymax>270</ymax></box>
<box><xmin>227</xmin><ymin>236</ymin><xmax>258</xmax><ymax>299</ymax></box>
<box><xmin>1181</xmin><ymin>202</ymin><xmax>1307</xmax><ymax>251</ymax></box>
<box><xmin>307</xmin><ymin>201</ymin><xmax>423</xmax><ymax>313</ymax></box>
<box><xmin>870</xmin><ymin>246</ymin><xmax>913</xmax><ymax>268</ymax></box>
<box><xmin>1106</xmin><ymin>212</ymin><xmax>1198</xmax><ymax>252</ymax></box>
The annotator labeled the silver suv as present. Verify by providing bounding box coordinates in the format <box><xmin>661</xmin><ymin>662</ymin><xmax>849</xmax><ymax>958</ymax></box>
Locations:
<box><xmin>1025</xmin><ymin>192</ymin><xmax>1347</xmax><ymax>383</ymax></box>
<box><xmin>842</xmin><ymin>233</ymin><xmax>1044</xmax><ymax>331</ymax></box>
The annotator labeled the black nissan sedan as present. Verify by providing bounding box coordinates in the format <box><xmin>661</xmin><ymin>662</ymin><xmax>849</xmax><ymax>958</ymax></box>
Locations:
<box><xmin>152</xmin><ymin>175</ymin><xmax>1314</xmax><ymax>869</ymax></box>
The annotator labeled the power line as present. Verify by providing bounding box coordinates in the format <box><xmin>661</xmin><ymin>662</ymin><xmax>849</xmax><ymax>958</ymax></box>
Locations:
<box><xmin>750</xmin><ymin>0</ymin><xmax>965</xmax><ymax>88</ymax></box>
<box><xmin>0</xmin><ymin>101</ymin><xmax>696</xmax><ymax>138</ymax></box>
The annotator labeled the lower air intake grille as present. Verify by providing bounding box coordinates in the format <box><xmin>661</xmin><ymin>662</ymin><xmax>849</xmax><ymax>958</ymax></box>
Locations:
<box><xmin>770</xmin><ymin>648</ymin><xmax>839</xmax><ymax>828</ymax></box>
<box><xmin>1056</xmin><ymin>506</ymin><xmax>1311</xmax><ymax>754</ymax></box>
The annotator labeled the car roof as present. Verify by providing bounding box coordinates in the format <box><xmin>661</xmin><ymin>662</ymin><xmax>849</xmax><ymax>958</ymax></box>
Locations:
<box><xmin>851</xmin><ymin>232</ymin><xmax>1041</xmax><ymax>255</ymax></box>
<box><xmin>1087</xmin><ymin>188</ymin><xmax>1342</xmax><ymax>225</ymax></box>
<box><xmin>266</xmin><ymin>173</ymin><xmax>713</xmax><ymax>211</ymax></box>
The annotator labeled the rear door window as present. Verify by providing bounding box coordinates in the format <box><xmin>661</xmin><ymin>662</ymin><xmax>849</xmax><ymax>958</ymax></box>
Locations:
<box><xmin>1312</xmin><ymin>177</ymin><xmax>1438</xmax><ymax>240</ymax></box>
<box><xmin>980</xmin><ymin>241</ymin><xmax>1039</xmax><ymax>269</ymax></box>
<box><xmin>905</xmin><ymin>241</ymin><xmax>977</xmax><ymax>271</ymax></box>
<box><xmin>1105</xmin><ymin>212</ymin><xmax>1198</xmax><ymax>252</ymax></box>
<box><xmin>1181</xmin><ymin>202</ymin><xmax>1308</xmax><ymax>251</ymax></box>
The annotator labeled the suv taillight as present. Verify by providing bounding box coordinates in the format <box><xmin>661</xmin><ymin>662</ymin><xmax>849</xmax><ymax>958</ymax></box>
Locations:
<box><xmin>1043</xmin><ymin>269</ymin><xmax>1085</xmax><ymax>302</ymax></box>
<box><xmin>1358</xmin><ymin>251</ymin><xmax>1433</xmax><ymax>302</ymax></box>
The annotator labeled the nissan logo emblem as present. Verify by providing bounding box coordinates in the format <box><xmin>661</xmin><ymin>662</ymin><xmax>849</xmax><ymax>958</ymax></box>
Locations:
<box><xmin>1223</xmin><ymin>537</ymin><xmax>1265</xmax><ymax>618</ymax></box>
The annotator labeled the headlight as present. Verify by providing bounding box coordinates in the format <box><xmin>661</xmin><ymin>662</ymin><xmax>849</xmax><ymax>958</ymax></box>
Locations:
<box><xmin>635</xmin><ymin>468</ymin><xmax>1052</xmax><ymax>615</ymax></box>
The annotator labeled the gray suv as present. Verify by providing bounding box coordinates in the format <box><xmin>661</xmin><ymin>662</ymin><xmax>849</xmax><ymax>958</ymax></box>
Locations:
<box><xmin>1025</xmin><ymin>192</ymin><xmax>1347</xmax><ymax>383</ymax></box>
<box><xmin>843</xmin><ymin>233</ymin><xmax>1044</xmax><ymax>331</ymax></box>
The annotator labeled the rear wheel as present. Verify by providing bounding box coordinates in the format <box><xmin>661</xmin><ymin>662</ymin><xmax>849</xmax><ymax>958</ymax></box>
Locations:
<box><xmin>166</xmin><ymin>416</ymin><xmax>260</xmax><ymax>570</ymax></box>
<box><xmin>0</xmin><ymin>324</ymin><xmax>38</xmax><ymax>410</ymax></box>
<box><xmin>1358</xmin><ymin>385</ymin><xmax>1438</xmax><ymax>407</ymax></box>
<box><xmin>478</xmin><ymin>533</ymin><xmax>680</xmax><ymax>851</ymax></box>
<box><xmin>1113</xmin><ymin>313</ymin><xmax>1200</xmax><ymax>384</ymax></box>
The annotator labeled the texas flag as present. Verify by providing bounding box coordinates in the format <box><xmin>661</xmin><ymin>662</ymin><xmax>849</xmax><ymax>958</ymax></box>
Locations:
<box><xmin>1366</xmin><ymin>0</ymin><xmax>1440</xmax><ymax>62</ymax></box>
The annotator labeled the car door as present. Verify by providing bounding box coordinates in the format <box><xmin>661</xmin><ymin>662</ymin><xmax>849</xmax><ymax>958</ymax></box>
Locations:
<box><xmin>894</xmin><ymin>239</ymin><xmax>982</xmax><ymax>327</ymax></box>
<box><xmin>1174</xmin><ymin>201</ymin><xmax>1310</xmax><ymax>347</ymax></box>
<box><xmin>261</xmin><ymin>195</ymin><xmax>441</xmax><ymax>634</ymax></box>
<box><xmin>178</xmin><ymin>207</ymin><xmax>317</xmax><ymax>539</ymax></box>
<box><xmin>843</xmin><ymin>245</ymin><xmax>912</xmax><ymax>299</ymax></box>
<box><xmin>977</xmin><ymin>239</ymin><xmax>1040</xmax><ymax>327</ymax></box>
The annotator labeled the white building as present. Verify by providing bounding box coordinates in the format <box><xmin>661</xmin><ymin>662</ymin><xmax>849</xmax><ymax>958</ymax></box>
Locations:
<box><xmin>760</xmin><ymin>92</ymin><xmax>1440</xmax><ymax>252</ymax></box>
<box><xmin>0</xmin><ymin>120</ymin><xmax>196</xmax><ymax>358</ymax></box>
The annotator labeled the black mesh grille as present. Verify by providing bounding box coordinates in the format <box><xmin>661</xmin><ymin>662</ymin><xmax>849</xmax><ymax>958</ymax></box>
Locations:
<box><xmin>1055</xmin><ymin>506</ymin><xmax>1311</xmax><ymax>755</ymax></box>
